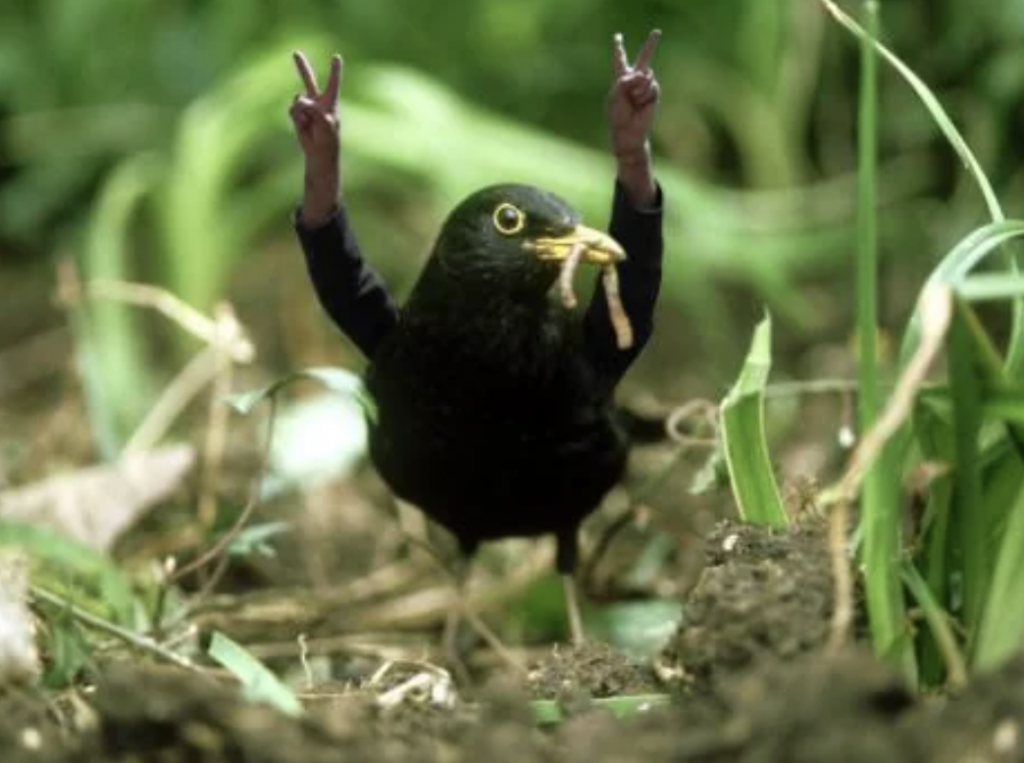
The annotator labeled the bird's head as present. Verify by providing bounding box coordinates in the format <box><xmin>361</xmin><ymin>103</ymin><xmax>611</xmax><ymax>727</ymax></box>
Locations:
<box><xmin>429</xmin><ymin>184</ymin><xmax>625</xmax><ymax>301</ymax></box>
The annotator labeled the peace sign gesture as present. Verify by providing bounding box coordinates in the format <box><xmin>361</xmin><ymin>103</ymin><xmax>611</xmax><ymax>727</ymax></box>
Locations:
<box><xmin>607</xmin><ymin>30</ymin><xmax>661</xmax><ymax>161</ymax></box>
<box><xmin>289</xmin><ymin>51</ymin><xmax>342</xmax><ymax>166</ymax></box>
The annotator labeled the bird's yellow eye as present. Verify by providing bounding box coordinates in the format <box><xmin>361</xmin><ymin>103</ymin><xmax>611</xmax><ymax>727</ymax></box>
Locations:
<box><xmin>492</xmin><ymin>203</ymin><xmax>526</xmax><ymax>235</ymax></box>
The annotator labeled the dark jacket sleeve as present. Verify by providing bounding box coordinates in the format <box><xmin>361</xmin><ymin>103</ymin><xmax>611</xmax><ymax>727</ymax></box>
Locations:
<box><xmin>295</xmin><ymin>205</ymin><xmax>400</xmax><ymax>360</ymax></box>
<box><xmin>582</xmin><ymin>181</ymin><xmax>664</xmax><ymax>390</ymax></box>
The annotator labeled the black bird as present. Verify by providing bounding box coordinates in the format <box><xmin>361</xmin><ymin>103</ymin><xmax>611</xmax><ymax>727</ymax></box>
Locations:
<box><xmin>299</xmin><ymin>180</ymin><xmax>661</xmax><ymax>644</ymax></box>
<box><xmin>290</xmin><ymin>33</ymin><xmax>663</xmax><ymax>646</ymax></box>
<box><xmin>369</xmin><ymin>184</ymin><xmax>626</xmax><ymax>594</ymax></box>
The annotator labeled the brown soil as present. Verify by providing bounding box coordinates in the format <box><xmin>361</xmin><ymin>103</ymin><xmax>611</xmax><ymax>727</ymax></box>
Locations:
<box><xmin>659</xmin><ymin>518</ymin><xmax>838</xmax><ymax>691</ymax></box>
<box><xmin>4</xmin><ymin>520</ymin><xmax>1024</xmax><ymax>763</ymax></box>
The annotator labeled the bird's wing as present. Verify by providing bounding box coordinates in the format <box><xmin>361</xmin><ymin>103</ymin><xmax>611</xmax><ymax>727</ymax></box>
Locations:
<box><xmin>295</xmin><ymin>204</ymin><xmax>400</xmax><ymax>360</ymax></box>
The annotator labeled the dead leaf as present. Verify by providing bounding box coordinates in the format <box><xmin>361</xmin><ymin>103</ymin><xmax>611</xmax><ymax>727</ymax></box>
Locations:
<box><xmin>0</xmin><ymin>553</ymin><xmax>39</xmax><ymax>685</ymax></box>
<box><xmin>0</xmin><ymin>444</ymin><xmax>195</xmax><ymax>551</ymax></box>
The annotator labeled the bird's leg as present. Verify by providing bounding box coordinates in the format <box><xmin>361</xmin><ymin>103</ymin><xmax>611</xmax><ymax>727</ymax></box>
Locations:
<box><xmin>442</xmin><ymin>552</ymin><xmax>472</xmax><ymax>674</ymax></box>
<box><xmin>555</xmin><ymin>529</ymin><xmax>586</xmax><ymax>646</ymax></box>
<box><xmin>440</xmin><ymin>540</ymin><xmax>525</xmax><ymax>677</ymax></box>
<box><xmin>561</xmin><ymin>574</ymin><xmax>585</xmax><ymax>647</ymax></box>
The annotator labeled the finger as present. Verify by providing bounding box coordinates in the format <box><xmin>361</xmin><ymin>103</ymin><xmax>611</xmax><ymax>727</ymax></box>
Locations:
<box><xmin>295</xmin><ymin>102</ymin><xmax>337</xmax><ymax>133</ymax></box>
<box><xmin>634</xmin><ymin>28</ymin><xmax>662</xmax><ymax>72</ymax></box>
<box><xmin>324</xmin><ymin>54</ymin><xmax>343</xmax><ymax>109</ymax></box>
<box><xmin>612</xmin><ymin>32</ymin><xmax>629</xmax><ymax>76</ymax></box>
<box><xmin>628</xmin><ymin>73</ymin><xmax>654</xmax><ymax>96</ymax></box>
<box><xmin>647</xmin><ymin>80</ymin><xmax>661</xmax><ymax>105</ymax></box>
<box><xmin>293</xmin><ymin>50</ymin><xmax>320</xmax><ymax>97</ymax></box>
<box><xmin>308</xmin><ymin>107</ymin><xmax>336</xmax><ymax>129</ymax></box>
<box><xmin>628</xmin><ymin>73</ymin><xmax>650</xmax><ymax>91</ymax></box>
<box><xmin>291</xmin><ymin>98</ymin><xmax>321</xmax><ymax>119</ymax></box>
<box><xmin>634</xmin><ymin>79</ymin><xmax>660</xmax><ymax>107</ymax></box>
<box><xmin>291</xmin><ymin>95</ymin><xmax>319</xmax><ymax>113</ymax></box>
<box><xmin>619</xmin><ymin>71</ymin><xmax>646</xmax><ymax>92</ymax></box>
<box><xmin>289</xmin><ymin>100</ymin><xmax>311</xmax><ymax>128</ymax></box>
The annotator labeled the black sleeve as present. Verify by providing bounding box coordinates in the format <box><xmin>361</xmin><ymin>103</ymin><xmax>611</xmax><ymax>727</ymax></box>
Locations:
<box><xmin>294</xmin><ymin>205</ymin><xmax>400</xmax><ymax>360</ymax></box>
<box><xmin>582</xmin><ymin>181</ymin><xmax>664</xmax><ymax>391</ymax></box>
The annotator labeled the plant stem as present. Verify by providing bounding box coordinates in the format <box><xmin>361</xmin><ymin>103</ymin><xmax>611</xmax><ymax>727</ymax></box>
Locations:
<box><xmin>32</xmin><ymin>586</ymin><xmax>203</xmax><ymax>673</ymax></box>
<box><xmin>854</xmin><ymin>0</ymin><xmax>915</xmax><ymax>680</ymax></box>
<box><xmin>857</xmin><ymin>0</ymin><xmax>879</xmax><ymax>486</ymax></box>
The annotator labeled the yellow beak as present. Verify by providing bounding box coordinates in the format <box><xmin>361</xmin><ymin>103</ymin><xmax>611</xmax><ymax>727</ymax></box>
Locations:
<box><xmin>527</xmin><ymin>224</ymin><xmax>626</xmax><ymax>265</ymax></box>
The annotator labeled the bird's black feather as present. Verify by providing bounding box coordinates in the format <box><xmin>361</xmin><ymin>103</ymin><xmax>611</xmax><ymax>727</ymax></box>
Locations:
<box><xmin>367</xmin><ymin>185</ymin><xmax>626</xmax><ymax>569</ymax></box>
<box><xmin>296</xmin><ymin>181</ymin><xmax>663</xmax><ymax>574</ymax></box>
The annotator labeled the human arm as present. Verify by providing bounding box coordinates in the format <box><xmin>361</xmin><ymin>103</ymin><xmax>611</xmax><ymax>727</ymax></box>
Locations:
<box><xmin>290</xmin><ymin>51</ymin><xmax>399</xmax><ymax>358</ymax></box>
<box><xmin>608</xmin><ymin>30</ymin><xmax>661</xmax><ymax>209</ymax></box>
<box><xmin>584</xmin><ymin>30</ymin><xmax>664</xmax><ymax>386</ymax></box>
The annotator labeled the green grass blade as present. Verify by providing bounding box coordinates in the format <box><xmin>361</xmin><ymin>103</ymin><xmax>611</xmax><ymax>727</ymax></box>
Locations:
<box><xmin>952</xmin><ymin>299</ymin><xmax>1024</xmax><ymax>461</ymax></box>
<box><xmin>821</xmin><ymin>0</ymin><xmax>1024</xmax><ymax>374</ymax></box>
<box><xmin>856</xmin><ymin>0</ymin><xmax>880</xmax><ymax>446</ymax></box>
<box><xmin>947</xmin><ymin>308</ymin><xmax>988</xmax><ymax>636</ymax></box>
<box><xmin>160</xmin><ymin>42</ymin><xmax>303</xmax><ymax>311</ymax></box>
<box><xmin>901</xmin><ymin>562</ymin><xmax>967</xmax><ymax>687</ymax></box>
<box><xmin>981</xmin><ymin>390</ymin><xmax>1024</xmax><ymax>426</ymax></box>
<box><xmin>848</xmin><ymin>0</ymin><xmax>915</xmax><ymax>680</ymax></box>
<box><xmin>0</xmin><ymin>519</ymin><xmax>135</xmax><ymax>623</ymax></box>
<box><xmin>900</xmin><ymin>220</ymin><xmax>1024</xmax><ymax>366</ymax></box>
<box><xmin>79</xmin><ymin>154</ymin><xmax>163</xmax><ymax>454</ymax></box>
<box><xmin>911</xmin><ymin>399</ymin><xmax>955</xmax><ymax>685</ymax></box>
<box><xmin>227</xmin><ymin>367</ymin><xmax>376</xmax><ymax>424</ymax></box>
<box><xmin>207</xmin><ymin>631</ymin><xmax>303</xmax><ymax>716</ymax></box>
<box><xmin>958</xmin><ymin>273</ymin><xmax>1024</xmax><ymax>302</ymax></box>
<box><xmin>954</xmin><ymin>300</ymin><xmax>1015</xmax><ymax>383</ymax></box>
<box><xmin>720</xmin><ymin>315</ymin><xmax>788</xmax><ymax>526</ymax></box>
<box><xmin>819</xmin><ymin>0</ymin><xmax>1003</xmax><ymax>220</ymax></box>
<box><xmin>974</xmin><ymin>476</ymin><xmax>1024</xmax><ymax>670</ymax></box>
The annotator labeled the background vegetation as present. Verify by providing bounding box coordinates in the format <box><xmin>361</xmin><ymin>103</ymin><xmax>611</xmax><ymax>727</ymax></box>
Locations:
<box><xmin>5</xmin><ymin>0</ymin><xmax>1024</xmax><ymax>413</ymax></box>
<box><xmin>3</xmin><ymin>0</ymin><xmax>1024</xmax><ymax>693</ymax></box>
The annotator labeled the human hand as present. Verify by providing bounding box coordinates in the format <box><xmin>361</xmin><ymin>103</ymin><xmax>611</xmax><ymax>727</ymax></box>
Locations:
<box><xmin>290</xmin><ymin>51</ymin><xmax>342</xmax><ymax>226</ymax></box>
<box><xmin>607</xmin><ymin>30</ymin><xmax>661</xmax><ymax>162</ymax></box>
<box><xmin>290</xmin><ymin>51</ymin><xmax>342</xmax><ymax>170</ymax></box>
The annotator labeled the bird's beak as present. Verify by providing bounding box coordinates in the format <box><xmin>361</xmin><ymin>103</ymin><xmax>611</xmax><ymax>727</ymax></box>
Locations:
<box><xmin>527</xmin><ymin>224</ymin><xmax>626</xmax><ymax>265</ymax></box>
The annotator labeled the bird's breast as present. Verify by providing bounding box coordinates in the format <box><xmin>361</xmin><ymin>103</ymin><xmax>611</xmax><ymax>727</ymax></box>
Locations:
<box><xmin>363</xmin><ymin>300</ymin><xmax>626</xmax><ymax>535</ymax></box>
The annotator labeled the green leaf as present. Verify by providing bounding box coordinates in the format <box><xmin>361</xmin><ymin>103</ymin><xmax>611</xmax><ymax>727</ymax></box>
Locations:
<box><xmin>958</xmin><ymin>273</ymin><xmax>1024</xmax><ymax>303</ymax></box>
<box><xmin>0</xmin><ymin>520</ymin><xmax>134</xmax><ymax>624</ymax></box>
<box><xmin>911</xmin><ymin>398</ymin><xmax>956</xmax><ymax>685</ymax></box>
<box><xmin>848</xmin><ymin>0</ymin><xmax>916</xmax><ymax>681</ymax></box>
<box><xmin>531</xmin><ymin>694</ymin><xmax>672</xmax><ymax>725</ymax></box>
<box><xmin>689</xmin><ymin>446</ymin><xmax>727</xmax><ymax>496</ymax></box>
<box><xmin>901</xmin><ymin>562</ymin><xmax>967</xmax><ymax>688</ymax></box>
<box><xmin>207</xmin><ymin>631</ymin><xmax>303</xmax><ymax>716</ymax></box>
<box><xmin>78</xmin><ymin>153</ymin><xmax>164</xmax><ymax>456</ymax></box>
<box><xmin>901</xmin><ymin>220</ymin><xmax>1024</xmax><ymax>368</ymax></box>
<box><xmin>226</xmin><ymin>521</ymin><xmax>291</xmax><ymax>558</ymax></box>
<box><xmin>227</xmin><ymin>367</ymin><xmax>377</xmax><ymax>425</ymax></box>
<box><xmin>720</xmin><ymin>315</ymin><xmax>788</xmax><ymax>526</ymax></box>
<box><xmin>981</xmin><ymin>389</ymin><xmax>1024</xmax><ymax>426</ymax></box>
<box><xmin>947</xmin><ymin>307</ymin><xmax>988</xmax><ymax>634</ymax></box>
<box><xmin>159</xmin><ymin>41</ymin><xmax>312</xmax><ymax>311</ymax></box>
<box><xmin>40</xmin><ymin>612</ymin><xmax>94</xmax><ymax>689</ymax></box>
<box><xmin>974</xmin><ymin>477</ymin><xmax>1024</xmax><ymax>670</ymax></box>
<box><xmin>586</xmin><ymin>598</ymin><xmax>682</xmax><ymax>659</ymax></box>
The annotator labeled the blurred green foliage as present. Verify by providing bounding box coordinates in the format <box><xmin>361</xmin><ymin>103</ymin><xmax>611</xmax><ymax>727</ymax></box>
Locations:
<box><xmin>3</xmin><ymin>0</ymin><xmax>1024</xmax><ymax>445</ymax></box>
